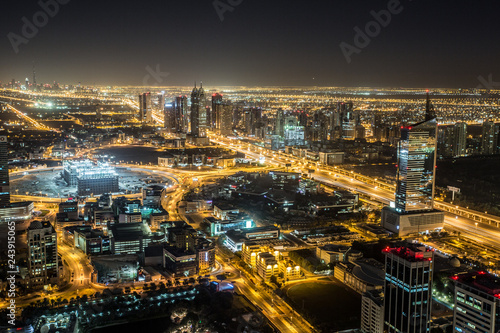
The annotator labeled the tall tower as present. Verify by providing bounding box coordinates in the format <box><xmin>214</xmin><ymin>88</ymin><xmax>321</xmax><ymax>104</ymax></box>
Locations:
<box><xmin>138</xmin><ymin>92</ymin><xmax>152</xmax><ymax>123</ymax></box>
<box><xmin>383</xmin><ymin>245</ymin><xmax>434</xmax><ymax>333</ymax></box>
<box><xmin>394</xmin><ymin>92</ymin><xmax>437</xmax><ymax>213</ymax></box>
<box><xmin>381</xmin><ymin>92</ymin><xmax>444</xmax><ymax>235</ymax></box>
<box><xmin>32</xmin><ymin>62</ymin><xmax>37</xmax><ymax>91</ymax></box>
<box><xmin>27</xmin><ymin>220</ymin><xmax>59</xmax><ymax>290</ymax></box>
<box><xmin>190</xmin><ymin>82</ymin><xmax>207</xmax><ymax>138</ymax></box>
<box><xmin>453</xmin><ymin>122</ymin><xmax>467</xmax><ymax>157</ymax></box>
<box><xmin>0</xmin><ymin>134</ymin><xmax>10</xmax><ymax>207</ymax></box>
<box><xmin>481</xmin><ymin>120</ymin><xmax>498</xmax><ymax>155</ymax></box>
<box><xmin>174</xmin><ymin>95</ymin><xmax>188</xmax><ymax>133</ymax></box>
<box><xmin>212</xmin><ymin>93</ymin><xmax>223</xmax><ymax>130</ymax></box>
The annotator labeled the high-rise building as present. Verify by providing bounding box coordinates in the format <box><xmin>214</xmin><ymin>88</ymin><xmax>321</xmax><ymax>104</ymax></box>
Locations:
<box><xmin>339</xmin><ymin>102</ymin><xmax>356</xmax><ymax>140</ymax></box>
<box><xmin>438</xmin><ymin>126</ymin><xmax>454</xmax><ymax>158</ymax></box>
<box><xmin>0</xmin><ymin>134</ymin><xmax>10</xmax><ymax>207</ymax></box>
<box><xmin>382</xmin><ymin>93</ymin><xmax>444</xmax><ymax>235</ymax></box>
<box><xmin>383</xmin><ymin>245</ymin><xmax>434</xmax><ymax>333</ymax></box>
<box><xmin>164</xmin><ymin>101</ymin><xmax>175</xmax><ymax>132</ymax></box>
<box><xmin>212</xmin><ymin>94</ymin><xmax>233</xmax><ymax>136</ymax></box>
<box><xmin>361</xmin><ymin>289</ymin><xmax>384</xmax><ymax>333</ymax></box>
<box><xmin>451</xmin><ymin>271</ymin><xmax>500</xmax><ymax>333</ymax></box>
<box><xmin>211</xmin><ymin>93</ymin><xmax>223</xmax><ymax>130</ymax></box>
<box><xmin>275</xmin><ymin>108</ymin><xmax>285</xmax><ymax>137</ymax></box>
<box><xmin>139</xmin><ymin>92</ymin><xmax>152</xmax><ymax>123</ymax></box>
<box><xmin>481</xmin><ymin>120</ymin><xmax>498</xmax><ymax>155</ymax></box>
<box><xmin>453</xmin><ymin>122</ymin><xmax>467</xmax><ymax>157</ymax></box>
<box><xmin>27</xmin><ymin>220</ymin><xmax>59</xmax><ymax>289</ymax></box>
<box><xmin>190</xmin><ymin>82</ymin><xmax>207</xmax><ymax>138</ymax></box>
<box><xmin>395</xmin><ymin>94</ymin><xmax>437</xmax><ymax>213</ymax></box>
<box><xmin>175</xmin><ymin>95</ymin><xmax>188</xmax><ymax>133</ymax></box>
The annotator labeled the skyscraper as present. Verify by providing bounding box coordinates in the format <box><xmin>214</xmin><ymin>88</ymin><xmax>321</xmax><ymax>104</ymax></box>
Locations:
<box><xmin>383</xmin><ymin>245</ymin><xmax>434</xmax><ymax>333</ymax></box>
<box><xmin>275</xmin><ymin>108</ymin><xmax>285</xmax><ymax>137</ymax></box>
<box><xmin>164</xmin><ymin>101</ymin><xmax>175</xmax><ymax>131</ymax></box>
<box><xmin>481</xmin><ymin>120</ymin><xmax>498</xmax><ymax>155</ymax></box>
<box><xmin>0</xmin><ymin>134</ymin><xmax>10</xmax><ymax>207</ymax></box>
<box><xmin>138</xmin><ymin>92</ymin><xmax>152</xmax><ymax>123</ymax></box>
<box><xmin>211</xmin><ymin>93</ymin><xmax>223</xmax><ymax>130</ymax></box>
<box><xmin>394</xmin><ymin>93</ymin><xmax>437</xmax><ymax>213</ymax></box>
<box><xmin>451</xmin><ymin>271</ymin><xmax>500</xmax><ymax>333</ymax></box>
<box><xmin>453</xmin><ymin>122</ymin><xmax>467</xmax><ymax>157</ymax></box>
<box><xmin>190</xmin><ymin>82</ymin><xmax>207</xmax><ymax>138</ymax></box>
<box><xmin>27</xmin><ymin>220</ymin><xmax>59</xmax><ymax>290</ymax></box>
<box><xmin>213</xmin><ymin>94</ymin><xmax>233</xmax><ymax>136</ymax></box>
<box><xmin>175</xmin><ymin>95</ymin><xmax>188</xmax><ymax>133</ymax></box>
<box><xmin>381</xmin><ymin>92</ymin><xmax>444</xmax><ymax>235</ymax></box>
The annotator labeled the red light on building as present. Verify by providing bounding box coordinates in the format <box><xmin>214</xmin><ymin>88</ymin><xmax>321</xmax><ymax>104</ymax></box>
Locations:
<box><xmin>478</xmin><ymin>271</ymin><xmax>486</xmax><ymax>275</ymax></box>
<box><xmin>450</xmin><ymin>276</ymin><xmax>459</xmax><ymax>280</ymax></box>
<box><xmin>495</xmin><ymin>294</ymin><xmax>500</xmax><ymax>299</ymax></box>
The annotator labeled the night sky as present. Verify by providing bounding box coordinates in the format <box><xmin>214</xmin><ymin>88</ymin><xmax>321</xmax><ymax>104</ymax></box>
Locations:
<box><xmin>2</xmin><ymin>0</ymin><xmax>500</xmax><ymax>88</ymax></box>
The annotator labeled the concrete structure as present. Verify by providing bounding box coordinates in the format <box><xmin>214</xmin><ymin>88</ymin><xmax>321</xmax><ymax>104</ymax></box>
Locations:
<box><xmin>163</xmin><ymin>246</ymin><xmax>197</xmax><ymax>277</ymax></box>
<box><xmin>451</xmin><ymin>271</ymin><xmax>500</xmax><ymax>333</ymax></box>
<box><xmin>361</xmin><ymin>289</ymin><xmax>384</xmax><ymax>333</ymax></box>
<box><xmin>381</xmin><ymin>207</ymin><xmax>445</xmax><ymax>236</ymax></box>
<box><xmin>383</xmin><ymin>244</ymin><xmax>434</xmax><ymax>333</ymax></box>
<box><xmin>27</xmin><ymin>220</ymin><xmax>59</xmax><ymax>290</ymax></box>
<box><xmin>256</xmin><ymin>252</ymin><xmax>278</xmax><ymax>282</ymax></box>
<box><xmin>382</xmin><ymin>93</ymin><xmax>444</xmax><ymax>235</ymax></box>
<box><xmin>334</xmin><ymin>260</ymin><xmax>384</xmax><ymax>294</ymax></box>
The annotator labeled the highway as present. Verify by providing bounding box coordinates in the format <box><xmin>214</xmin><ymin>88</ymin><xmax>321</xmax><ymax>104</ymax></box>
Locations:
<box><xmin>210</xmin><ymin>134</ymin><xmax>500</xmax><ymax>250</ymax></box>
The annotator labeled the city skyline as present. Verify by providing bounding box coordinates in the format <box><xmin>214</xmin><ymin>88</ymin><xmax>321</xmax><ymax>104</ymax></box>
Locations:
<box><xmin>2</xmin><ymin>1</ymin><xmax>500</xmax><ymax>332</ymax></box>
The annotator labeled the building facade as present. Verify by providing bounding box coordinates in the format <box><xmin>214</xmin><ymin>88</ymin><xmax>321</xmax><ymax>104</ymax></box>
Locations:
<box><xmin>383</xmin><ymin>245</ymin><xmax>434</xmax><ymax>333</ymax></box>
<box><xmin>451</xmin><ymin>271</ymin><xmax>500</xmax><ymax>333</ymax></box>
<box><xmin>27</xmin><ymin>221</ymin><xmax>59</xmax><ymax>289</ymax></box>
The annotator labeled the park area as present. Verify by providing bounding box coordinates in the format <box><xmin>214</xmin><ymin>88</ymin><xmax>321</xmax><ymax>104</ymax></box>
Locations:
<box><xmin>286</xmin><ymin>280</ymin><xmax>361</xmax><ymax>332</ymax></box>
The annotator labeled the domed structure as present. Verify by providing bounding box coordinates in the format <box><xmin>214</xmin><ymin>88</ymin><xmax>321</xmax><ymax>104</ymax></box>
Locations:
<box><xmin>449</xmin><ymin>256</ymin><xmax>460</xmax><ymax>268</ymax></box>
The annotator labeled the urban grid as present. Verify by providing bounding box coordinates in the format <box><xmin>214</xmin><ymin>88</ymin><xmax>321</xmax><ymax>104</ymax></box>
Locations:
<box><xmin>1</xmin><ymin>1</ymin><xmax>500</xmax><ymax>333</ymax></box>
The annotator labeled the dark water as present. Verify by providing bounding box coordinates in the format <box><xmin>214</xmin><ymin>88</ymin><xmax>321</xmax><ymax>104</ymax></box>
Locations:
<box><xmin>95</xmin><ymin>146</ymin><xmax>164</xmax><ymax>165</ymax></box>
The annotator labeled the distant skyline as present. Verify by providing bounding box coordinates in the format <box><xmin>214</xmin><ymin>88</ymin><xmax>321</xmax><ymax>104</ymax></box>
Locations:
<box><xmin>2</xmin><ymin>0</ymin><xmax>500</xmax><ymax>88</ymax></box>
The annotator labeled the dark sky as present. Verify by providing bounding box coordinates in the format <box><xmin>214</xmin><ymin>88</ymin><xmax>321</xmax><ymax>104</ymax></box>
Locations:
<box><xmin>1</xmin><ymin>0</ymin><xmax>500</xmax><ymax>88</ymax></box>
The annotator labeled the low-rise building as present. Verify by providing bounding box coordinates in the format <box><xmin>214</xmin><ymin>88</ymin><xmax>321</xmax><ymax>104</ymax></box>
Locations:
<box><xmin>256</xmin><ymin>252</ymin><xmax>278</xmax><ymax>282</ymax></box>
<box><xmin>334</xmin><ymin>259</ymin><xmax>384</xmax><ymax>294</ymax></box>
<box><xmin>163</xmin><ymin>246</ymin><xmax>197</xmax><ymax>277</ymax></box>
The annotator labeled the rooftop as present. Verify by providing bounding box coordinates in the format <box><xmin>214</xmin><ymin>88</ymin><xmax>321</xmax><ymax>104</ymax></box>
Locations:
<box><xmin>382</xmin><ymin>245</ymin><xmax>433</xmax><ymax>262</ymax></box>
<box><xmin>452</xmin><ymin>271</ymin><xmax>500</xmax><ymax>297</ymax></box>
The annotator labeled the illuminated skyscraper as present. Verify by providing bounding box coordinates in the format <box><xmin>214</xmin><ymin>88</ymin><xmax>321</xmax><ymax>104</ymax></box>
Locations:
<box><xmin>0</xmin><ymin>134</ymin><xmax>10</xmax><ymax>207</ymax></box>
<box><xmin>383</xmin><ymin>245</ymin><xmax>434</xmax><ymax>333</ymax></box>
<box><xmin>190</xmin><ymin>82</ymin><xmax>207</xmax><ymax>138</ymax></box>
<box><xmin>453</xmin><ymin>122</ymin><xmax>467</xmax><ymax>157</ymax></box>
<box><xmin>138</xmin><ymin>92</ymin><xmax>152</xmax><ymax>123</ymax></box>
<box><xmin>213</xmin><ymin>93</ymin><xmax>233</xmax><ymax>136</ymax></box>
<box><xmin>394</xmin><ymin>93</ymin><xmax>437</xmax><ymax>213</ymax></box>
<box><xmin>164</xmin><ymin>101</ymin><xmax>175</xmax><ymax>132</ymax></box>
<box><xmin>481</xmin><ymin>120</ymin><xmax>498</xmax><ymax>155</ymax></box>
<box><xmin>27</xmin><ymin>220</ymin><xmax>59</xmax><ymax>290</ymax></box>
<box><xmin>175</xmin><ymin>95</ymin><xmax>188</xmax><ymax>133</ymax></box>
<box><xmin>211</xmin><ymin>93</ymin><xmax>223</xmax><ymax>130</ymax></box>
<box><xmin>382</xmin><ymin>92</ymin><xmax>444</xmax><ymax>235</ymax></box>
